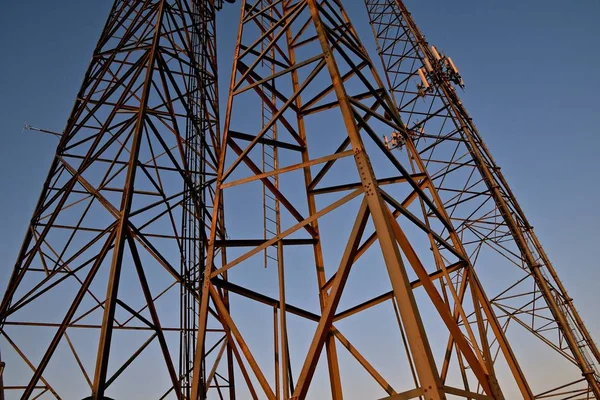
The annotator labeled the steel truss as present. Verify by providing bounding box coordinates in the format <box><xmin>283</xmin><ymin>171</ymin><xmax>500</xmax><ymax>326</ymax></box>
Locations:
<box><xmin>190</xmin><ymin>0</ymin><xmax>544</xmax><ymax>398</ymax></box>
<box><xmin>0</xmin><ymin>0</ymin><xmax>231</xmax><ymax>398</ymax></box>
<box><xmin>364</xmin><ymin>0</ymin><xmax>600</xmax><ymax>398</ymax></box>
<box><xmin>0</xmin><ymin>0</ymin><xmax>598</xmax><ymax>399</ymax></box>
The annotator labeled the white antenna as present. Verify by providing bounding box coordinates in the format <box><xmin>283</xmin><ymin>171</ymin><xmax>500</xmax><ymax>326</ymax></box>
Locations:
<box><xmin>430</xmin><ymin>45</ymin><xmax>442</xmax><ymax>61</ymax></box>
<box><xmin>447</xmin><ymin>57</ymin><xmax>460</xmax><ymax>75</ymax></box>
<box><xmin>417</xmin><ymin>68</ymin><xmax>430</xmax><ymax>90</ymax></box>
<box><xmin>423</xmin><ymin>58</ymin><xmax>434</xmax><ymax>73</ymax></box>
<box><xmin>446</xmin><ymin>57</ymin><xmax>465</xmax><ymax>88</ymax></box>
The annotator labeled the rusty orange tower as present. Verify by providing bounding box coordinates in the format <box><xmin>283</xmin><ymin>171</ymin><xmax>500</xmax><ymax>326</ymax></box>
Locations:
<box><xmin>0</xmin><ymin>0</ymin><xmax>598</xmax><ymax>399</ymax></box>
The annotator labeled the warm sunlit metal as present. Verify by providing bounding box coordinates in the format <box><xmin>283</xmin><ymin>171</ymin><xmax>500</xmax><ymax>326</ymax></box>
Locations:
<box><xmin>0</xmin><ymin>0</ymin><xmax>598</xmax><ymax>399</ymax></box>
<box><xmin>189</xmin><ymin>0</ymin><xmax>539</xmax><ymax>398</ymax></box>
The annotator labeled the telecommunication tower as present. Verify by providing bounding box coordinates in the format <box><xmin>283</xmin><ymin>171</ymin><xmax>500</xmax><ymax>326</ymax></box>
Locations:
<box><xmin>365</xmin><ymin>0</ymin><xmax>600</xmax><ymax>397</ymax></box>
<box><xmin>0</xmin><ymin>0</ymin><xmax>597</xmax><ymax>399</ymax></box>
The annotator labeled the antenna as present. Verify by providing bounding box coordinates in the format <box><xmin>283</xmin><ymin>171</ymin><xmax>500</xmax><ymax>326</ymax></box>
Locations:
<box><xmin>423</xmin><ymin>57</ymin><xmax>434</xmax><ymax>73</ymax></box>
<box><xmin>22</xmin><ymin>122</ymin><xmax>62</xmax><ymax>138</ymax></box>
<box><xmin>430</xmin><ymin>45</ymin><xmax>442</xmax><ymax>60</ymax></box>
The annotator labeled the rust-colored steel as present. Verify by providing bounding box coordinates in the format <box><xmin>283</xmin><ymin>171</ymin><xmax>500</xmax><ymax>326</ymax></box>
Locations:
<box><xmin>189</xmin><ymin>0</ymin><xmax>536</xmax><ymax>398</ymax></box>
<box><xmin>364</xmin><ymin>0</ymin><xmax>600</xmax><ymax>397</ymax></box>
<box><xmin>1</xmin><ymin>0</ymin><xmax>598</xmax><ymax>399</ymax></box>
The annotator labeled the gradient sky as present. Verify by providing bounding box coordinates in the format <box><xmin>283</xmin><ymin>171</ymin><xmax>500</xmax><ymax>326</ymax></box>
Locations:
<box><xmin>0</xmin><ymin>0</ymin><xmax>599</xmax><ymax>397</ymax></box>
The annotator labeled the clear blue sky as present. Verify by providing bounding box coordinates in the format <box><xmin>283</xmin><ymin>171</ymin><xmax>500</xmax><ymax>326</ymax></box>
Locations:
<box><xmin>0</xmin><ymin>0</ymin><xmax>599</xmax><ymax>398</ymax></box>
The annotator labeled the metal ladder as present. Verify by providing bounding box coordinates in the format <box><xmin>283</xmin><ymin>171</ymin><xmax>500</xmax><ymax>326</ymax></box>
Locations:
<box><xmin>261</xmin><ymin>0</ymin><xmax>280</xmax><ymax>269</ymax></box>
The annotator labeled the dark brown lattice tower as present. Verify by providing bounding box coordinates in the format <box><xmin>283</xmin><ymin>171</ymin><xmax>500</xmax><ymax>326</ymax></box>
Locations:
<box><xmin>364</xmin><ymin>0</ymin><xmax>600</xmax><ymax>398</ymax></box>
<box><xmin>0</xmin><ymin>1</ymin><xmax>233</xmax><ymax>398</ymax></box>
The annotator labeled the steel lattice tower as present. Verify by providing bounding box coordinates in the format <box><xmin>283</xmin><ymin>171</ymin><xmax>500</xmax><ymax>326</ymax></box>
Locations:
<box><xmin>0</xmin><ymin>0</ymin><xmax>232</xmax><ymax>398</ymax></box>
<box><xmin>364</xmin><ymin>0</ymin><xmax>600</xmax><ymax>397</ymax></box>
<box><xmin>0</xmin><ymin>0</ymin><xmax>598</xmax><ymax>400</ymax></box>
